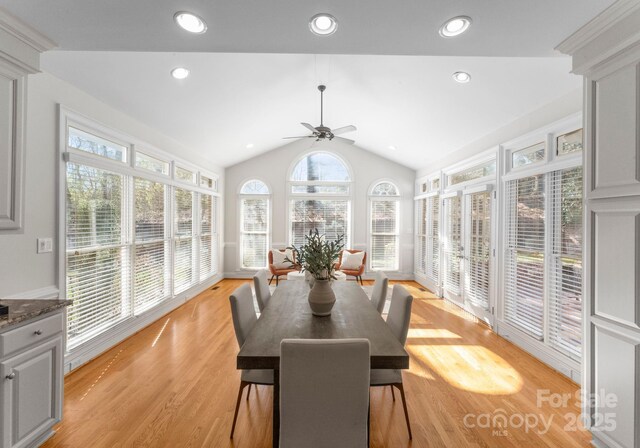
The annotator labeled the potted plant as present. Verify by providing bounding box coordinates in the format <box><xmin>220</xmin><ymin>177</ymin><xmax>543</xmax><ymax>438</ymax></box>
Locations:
<box><xmin>286</xmin><ymin>229</ymin><xmax>344</xmax><ymax>316</ymax></box>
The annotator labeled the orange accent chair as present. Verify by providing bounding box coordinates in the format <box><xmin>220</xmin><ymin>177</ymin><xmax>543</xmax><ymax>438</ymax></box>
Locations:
<box><xmin>268</xmin><ymin>249</ymin><xmax>299</xmax><ymax>286</ymax></box>
<box><xmin>335</xmin><ymin>250</ymin><xmax>367</xmax><ymax>285</ymax></box>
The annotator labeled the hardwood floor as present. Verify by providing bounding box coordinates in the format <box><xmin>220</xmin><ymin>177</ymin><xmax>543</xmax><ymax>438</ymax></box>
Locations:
<box><xmin>43</xmin><ymin>280</ymin><xmax>590</xmax><ymax>448</ymax></box>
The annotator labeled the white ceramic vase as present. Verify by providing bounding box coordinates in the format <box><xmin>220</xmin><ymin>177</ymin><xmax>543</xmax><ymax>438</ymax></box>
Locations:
<box><xmin>307</xmin><ymin>279</ymin><xmax>336</xmax><ymax>316</ymax></box>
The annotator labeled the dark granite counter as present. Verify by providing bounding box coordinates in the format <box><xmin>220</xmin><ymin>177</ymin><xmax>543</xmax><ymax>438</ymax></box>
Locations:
<box><xmin>0</xmin><ymin>299</ymin><xmax>73</xmax><ymax>331</ymax></box>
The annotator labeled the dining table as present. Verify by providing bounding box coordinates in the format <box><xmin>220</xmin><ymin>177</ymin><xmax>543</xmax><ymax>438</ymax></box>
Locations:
<box><xmin>236</xmin><ymin>279</ymin><xmax>410</xmax><ymax>447</ymax></box>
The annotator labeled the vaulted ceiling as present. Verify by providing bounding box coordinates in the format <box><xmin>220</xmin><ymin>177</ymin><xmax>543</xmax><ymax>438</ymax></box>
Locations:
<box><xmin>0</xmin><ymin>0</ymin><xmax>615</xmax><ymax>168</ymax></box>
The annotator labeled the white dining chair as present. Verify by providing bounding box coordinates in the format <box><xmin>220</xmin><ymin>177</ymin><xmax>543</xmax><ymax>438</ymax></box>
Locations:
<box><xmin>370</xmin><ymin>284</ymin><xmax>413</xmax><ymax>439</ymax></box>
<box><xmin>228</xmin><ymin>283</ymin><xmax>273</xmax><ymax>438</ymax></box>
<box><xmin>253</xmin><ymin>269</ymin><xmax>271</xmax><ymax>312</ymax></box>
<box><xmin>370</xmin><ymin>271</ymin><xmax>389</xmax><ymax>315</ymax></box>
<box><xmin>280</xmin><ymin>338</ymin><xmax>371</xmax><ymax>448</ymax></box>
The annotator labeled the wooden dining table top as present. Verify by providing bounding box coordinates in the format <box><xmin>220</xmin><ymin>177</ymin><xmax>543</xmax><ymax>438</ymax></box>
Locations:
<box><xmin>237</xmin><ymin>280</ymin><xmax>409</xmax><ymax>370</ymax></box>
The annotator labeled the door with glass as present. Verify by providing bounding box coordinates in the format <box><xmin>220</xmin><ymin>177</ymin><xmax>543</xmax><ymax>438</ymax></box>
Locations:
<box><xmin>463</xmin><ymin>190</ymin><xmax>493</xmax><ymax>325</ymax></box>
<box><xmin>442</xmin><ymin>194</ymin><xmax>463</xmax><ymax>305</ymax></box>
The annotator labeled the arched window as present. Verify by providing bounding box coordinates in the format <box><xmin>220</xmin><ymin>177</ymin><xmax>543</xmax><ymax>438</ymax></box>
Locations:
<box><xmin>239</xmin><ymin>180</ymin><xmax>270</xmax><ymax>269</ymax></box>
<box><xmin>369</xmin><ymin>181</ymin><xmax>400</xmax><ymax>270</ymax></box>
<box><xmin>289</xmin><ymin>152</ymin><xmax>351</xmax><ymax>247</ymax></box>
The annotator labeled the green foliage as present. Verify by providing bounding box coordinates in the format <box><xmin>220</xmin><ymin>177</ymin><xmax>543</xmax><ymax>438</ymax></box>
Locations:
<box><xmin>286</xmin><ymin>229</ymin><xmax>344</xmax><ymax>280</ymax></box>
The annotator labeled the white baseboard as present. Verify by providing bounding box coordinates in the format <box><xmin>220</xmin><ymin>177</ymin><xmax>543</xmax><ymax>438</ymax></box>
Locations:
<box><xmin>413</xmin><ymin>273</ymin><xmax>441</xmax><ymax>296</ymax></box>
<box><xmin>591</xmin><ymin>431</ymin><xmax>619</xmax><ymax>448</ymax></box>
<box><xmin>64</xmin><ymin>274</ymin><xmax>223</xmax><ymax>374</ymax></box>
<box><xmin>495</xmin><ymin>319</ymin><xmax>581</xmax><ymax>383</ymax></box>
<box><xmin>1</xmin><ymin>285</ymin><xmax>60</xmax><ymax>300</ymax></box>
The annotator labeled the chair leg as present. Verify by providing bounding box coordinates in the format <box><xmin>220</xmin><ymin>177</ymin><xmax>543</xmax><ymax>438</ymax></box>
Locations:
<box><xmin>275</xmin><ymin>276</ymin><xmax>279</xmax><ymax>286</ymax></box>
<box><xmin>395</xmin><ymin>383</ymin><xmax>412</xmax><ymax>440</ymax></box>
<box><xmin>390</xmin><ymin>385</ymin><xmax>395</xmax><ymax>401</ymax></box>
<box><xmin>269</xmin><ymin>275</ymin><xmax>274</xmax><ymax>285</ymax></box>
<box><xmin>246</xmin><ymin>383</ymin><xmax>251</xmax><ymax>400</ymax></box>
<box><xmin>230</xmin><ymin>381</ymin><xmax>249</xmax><ymax>438</ymax></box>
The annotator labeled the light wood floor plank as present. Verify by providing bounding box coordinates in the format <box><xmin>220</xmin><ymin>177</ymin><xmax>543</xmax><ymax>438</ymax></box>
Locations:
<box><xmin>43</xmin><ymin>279</ymin><xmax>590</xmax><ymax>448</ymax></box>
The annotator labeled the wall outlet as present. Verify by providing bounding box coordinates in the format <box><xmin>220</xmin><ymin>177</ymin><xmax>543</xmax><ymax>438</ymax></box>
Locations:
<box><xmin>37</xmin><ymin>238</ymin><xmax>53</xmax><ymax>254</ymax></box>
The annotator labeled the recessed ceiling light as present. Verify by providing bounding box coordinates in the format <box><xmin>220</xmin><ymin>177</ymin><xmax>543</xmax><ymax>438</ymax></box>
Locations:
<box><xmin>246</xmin><ymin>143</ymin><xmax>254</xmax><ymax>149</ymax></box>
<box><xmin>439</xmin><ymin>16</ymin><xmax>471</xmax><ymax>37</ymax></box>
<box><xmin>171</xmin><ymin>67</ymin><xmax>190</xmax><ymax>80</ymax></box>
<box><xmin>452</xmin><ymin>71</ymin><xmax>471</xmax><ymax>83</ymax></box>
<box><xmin>388</xmin><ymin>145</ymin><xmax>397</xmax><ymax>151</ymax></box>
<box><xmin>309</xmin><ymin>13</ymin><xmax>338</xmax><ymax>36</ymax></box>
<box><xmin>174</xmin><ymin>11</ymin><xmax>207</xmax><ymax>34</ymax></box>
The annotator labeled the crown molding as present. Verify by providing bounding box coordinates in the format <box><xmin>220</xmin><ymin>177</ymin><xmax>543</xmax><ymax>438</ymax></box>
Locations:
<box><xmin>0</xmin><ymin>7</ymin><xmax>57</xmax><ymax>53</ymax></box>
<box><xmin>556</xmin><ymin>0</ymin><xmax>640</xmax><ymax>55</ymax></box>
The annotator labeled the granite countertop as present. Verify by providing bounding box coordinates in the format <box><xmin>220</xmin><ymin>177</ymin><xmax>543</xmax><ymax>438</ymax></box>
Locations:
<box><xmin>0</xmin><ymin>299</ymin><xmax>73</xmax><ymax>331</ymax></box>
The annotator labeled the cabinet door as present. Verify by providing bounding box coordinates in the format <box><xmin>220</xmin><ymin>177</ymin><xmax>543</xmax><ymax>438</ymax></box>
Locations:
<box><xmin>1</xmin><ymin>336</ymin><xmax>63</xmax><ymax>448</ymax></box>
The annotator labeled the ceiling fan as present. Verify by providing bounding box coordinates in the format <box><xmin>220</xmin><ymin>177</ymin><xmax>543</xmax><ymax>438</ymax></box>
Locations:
<box><xmin>283</xmin><ymin>85</ymin><xmax>357</xmax><ymax>144</ymax></box>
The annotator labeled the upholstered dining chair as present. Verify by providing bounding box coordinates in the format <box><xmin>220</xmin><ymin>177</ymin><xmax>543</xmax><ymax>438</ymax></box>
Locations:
<box><xmin>228</xmin><ymin>284</ymin><xmax>273</xmax><ymax>438</ymax></box>
<box><xmin>370</xmin><ymin>284</ymin><xmax>414</xmax><ymax>439</ymax></box>
<box><xmin>335</xmin><ymin>249</ymin><xmax>367</xmax><ymax>285</ymax></box>
<box><xmin>280</xmin><ymin>338</ymin><xmax>371</xmax><ymax>448</ymax></box>
<box><xmin>253</xmin><ymin>269</ymin><xmax>271</xmax><ymax>312</ymax></box>
<box><xmin>370</xmin><ymin>271</ymin><xmax>389</xmax><ymax>315</ymax></box>
<box><xmin>268</xmin><ymin>249</ymin><xmax>298</xmax><ymax>286</ymax></box>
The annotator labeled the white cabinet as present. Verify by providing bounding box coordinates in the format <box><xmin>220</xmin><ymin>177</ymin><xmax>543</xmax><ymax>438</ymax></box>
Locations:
<box><xmin>0</xmin><ymin>313</ymin><xmax>64</xmax><ymax>448</ymax></box>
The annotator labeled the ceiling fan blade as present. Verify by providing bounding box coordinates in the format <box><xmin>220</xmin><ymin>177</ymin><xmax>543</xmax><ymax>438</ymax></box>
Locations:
<box><xmin>331</xmin><ymin>125</ymin><xmax>357</xmax><ymax>135</ymax></box>
<box><xmin>301</xmin><ymin>122</ymin><xmax>317</xmax><ymax>133</ymax></box>
<box><xmin>334</xmin><ymin>136</ymin><xmax>355</xmax><ymax>145</ymax></box>
<box><xmin>283</xmin><ymin>135</ymin><xmax>313</xmax><ymax>139</ymax></box>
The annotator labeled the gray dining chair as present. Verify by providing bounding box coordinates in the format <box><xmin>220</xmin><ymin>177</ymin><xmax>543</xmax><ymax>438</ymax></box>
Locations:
<box><xmin>253</xmin><ymin>269</ymin><xmax>271</xmax><ymax>312</ymax></box>
<box><xmin>370</xmin><ymin>271</ymin><xmax>389</xmax><ymax>315</ymax></box>
<box><xmin>280</xmin><ymin>338</ymin><xmax>371</xmax><ymax>448</ymax></box>
<box><xmin>229</xmin><ymin>283</ymin><xmax>273</xmax><ymax>438</ymax></box>
<box><xmin>370</xmin><ymin>284</ymin><xmax>414</xmax><ymax>439</ymax></box>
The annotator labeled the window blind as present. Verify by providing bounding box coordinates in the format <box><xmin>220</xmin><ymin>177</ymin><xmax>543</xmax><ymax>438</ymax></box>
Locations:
<box><xmin>504</xmin><ymin>174</ymin><xmax>545</xmax><ymax>340</ymax></box>
<box><xmin>443</xmin><ymin>196</ymin><xmax>462</xmax><ymax>294</ymax></box>
<box><xmin>415</xmin><ymin>199</ymin><xmax>427</xmax><ymax>274</ymax></box>
<box><xmin>240</xmin><ymin>197</ymin><xmax>269</xmax><ymax>269</ymax></box>
<box><xmin>200</xmin><ymin>194</ymin><xmax>214</xmax><ymax>277</ymax></box>
<box><xmin>134</xmin><ymin>178</ymin><xmax>169</xmax><ymax>313</ymax></box>
<box><xmin>465</xmin><ymin>191</ymin><xmax>491</xmax><ymax>309</ymax></box>
<box><xmin>66</xmin><ymin>163</ymin><xmax>130</xmax><ymax>348</ymax></box>
<box><xmin>370</xmin><ymin>199</ymin><xmax>398</xmax><ymax>270</ymax></box>
<box><xmin>426</xmin><ymin>195</ymin><xmax>440</xmax><ymax>284</ymax></box>
<box><xmin>548</xmin><ymin>167</ymin><xmax>583</xmax><ymax>360</ymax></box>
<box><xmin>174</xmin><ymin>187</ymin><xmax>195</xmax><ymax>294</ymax></box>
<box><xmin>290</xmin><ymin>199</ymin><xmax>349</xmax><ymax>248</ymax></box>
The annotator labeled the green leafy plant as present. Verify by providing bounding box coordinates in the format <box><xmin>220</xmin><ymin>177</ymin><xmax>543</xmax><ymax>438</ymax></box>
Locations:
<box><xmin>286</xmin><ymin>229</ymin><xmax>344</xmax><ymax>280</ymax></box>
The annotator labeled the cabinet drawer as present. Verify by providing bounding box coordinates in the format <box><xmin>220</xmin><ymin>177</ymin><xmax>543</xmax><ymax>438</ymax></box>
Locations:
<box><xmin>0</xmin><ymin>313</ymin><xmax>63</xmax><ymax>358</ymax></box>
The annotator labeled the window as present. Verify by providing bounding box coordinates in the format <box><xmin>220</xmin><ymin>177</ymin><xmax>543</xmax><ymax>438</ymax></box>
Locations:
<box><xmin>66</xmin><ymin>163</ymin><xmax>129</xmax><ymax>348</ymax></box>
<box><xmin>557</xmin><ymin>129</ymin><xmax>583</xmax><ymax>156</ymax></box>
<box><xmin>240</xmin><ymin>180</ymin><xmax>270</xmax><ymax>269</ymax></box>
<box><xmin>135</xmin><ymin>151</ymin><xmax>169</xmax><ymax>175</ymax></box>
<box><xmin>289</xmin><ymin>152</ymin><xmax>351</xmax><ymax>247</ymax></box>
<box><xmin>415</xmin><ymin>177</ymin><xmax>440</xmax><ymax>283</ymax></box>
<box><xmin>200</xmin><ymin>175</ymin><xmax>217</xmax><ymax>190</ymax></box>
<box><xmin>448</xmin><ymin>160</ymin><xmax>496</xmax><ymax>186</ymax></box>
<box><xmin>176</xmin><ymin>166</ymin><xmax>196</xmax><ymax>183</ymax></box>
<box><xmin>370</xmin><ymin>182</ymin><xmax>399</xmax><ymax>270</ymax></box>
<box><xmin>512</xmin><ymin>142</ymin><xmax>545</xmax><ymax>168</ymax></box>
<box><xmin>174</xmin><ymin>187</ymin><xmax>195</xmax><ymax>294</ymax></box>
<box><xmin>63</xmin><ymin>119</ymin><xmax>220</xmax><ymax>350</ymax></box>
<box><xmin>134</xmin><ymin>178</ymin><xmax>169</xmax><ymax>313</ymax></box>
<box><xmin>504</xmin><ymin>167</ymin><xmax>583</xmax><ymax>360</ymax></box>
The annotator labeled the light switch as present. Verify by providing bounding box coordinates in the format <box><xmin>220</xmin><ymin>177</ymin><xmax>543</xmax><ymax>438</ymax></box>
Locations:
<box><xmin>37</xmin><ymin>237</ymin><xmax>53</xmax><ymax>254</ymax></box>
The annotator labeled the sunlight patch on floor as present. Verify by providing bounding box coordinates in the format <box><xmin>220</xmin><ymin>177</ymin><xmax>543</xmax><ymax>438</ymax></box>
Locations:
<box><xmin>151</xmin><ymin>318</ymin><xmax>170</xmax><ymax>347</ymax></box>
<box><xmin>408</xmin><ymin>344</ymin><xmax>523</xmax><ymax>395</ymax></box>
<box><xmin>80</xmin><ymin>348</ymin><xmax>124</xmax><ymax>401</ymax></box>
<box><xmin>407</xmin><ymin>328</ymin><xmax>462</xmax><ymax>339</ymax></box>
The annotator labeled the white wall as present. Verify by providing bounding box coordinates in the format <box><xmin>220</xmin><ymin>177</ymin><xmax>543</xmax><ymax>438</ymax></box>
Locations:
<box><xmin>0</xmin><ymin>71</ymin><xmax>224</xmax><ymax>299</ymax></box>
<box><xmin>224</xmin><ymin>139</ymin><xmax>416</xmax><ymax>279</ymax></box>
<box><xmin>416</xmin><ymin>88</ymin><xmax>583</xmax><ymax>177</ymax></box>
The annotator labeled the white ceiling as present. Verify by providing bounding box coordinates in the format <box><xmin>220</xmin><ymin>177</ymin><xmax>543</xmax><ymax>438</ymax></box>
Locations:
<box><xmin>42</xmin><ymin>52</ymin><xmax>581</xmax><ymax>168</ymax></box>
<box><xmin>2</xmin><ymin>1</ymin><xmax>615</xmax><ymax>169</ymax></box>
<box><xmin>0</xmin><ymin>0</ymin><xmax>614</xmax><ymax>56</ymax></box>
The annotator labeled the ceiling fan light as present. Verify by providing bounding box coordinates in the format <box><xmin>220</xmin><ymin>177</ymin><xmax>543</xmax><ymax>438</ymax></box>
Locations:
<box><xmin>309</xmin><ymin>13</ymin><xmax>338</xmax><ymax>36</ymax></box>
<box><xmin>439</xmin><ymin>16</ymin><xmax>472</xmax><ymax>37</ymax></box>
